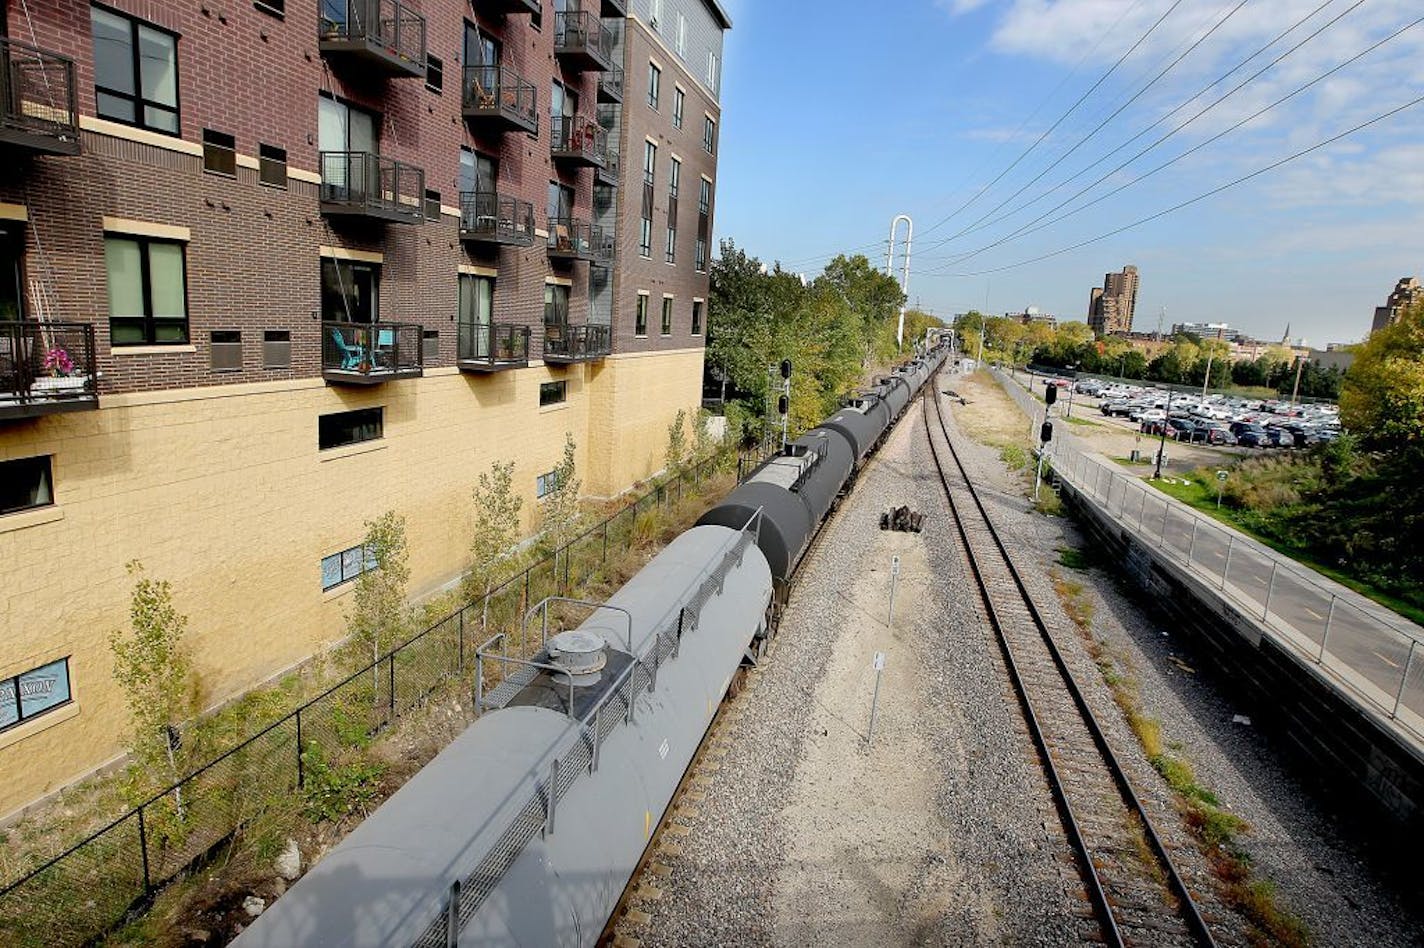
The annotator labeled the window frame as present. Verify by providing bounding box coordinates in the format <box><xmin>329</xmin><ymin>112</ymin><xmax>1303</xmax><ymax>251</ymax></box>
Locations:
<box><xmin>202</xmin><ymin>128</ymin><xmax>236</xmax><ymax>177</ymax></box>
<box><xmin>0</xmin><ymin>657</ymin><xmax>73</xmax><ymax>735</ymax></box>
<box><xmin>321</xmin><ymin>544</ymin><xmax>377</xmax><ymax>592</ymax></box>
<box><xmin>703</xmin><ymin>115</ymin><xmax>716</xmax><ymax>154</ymax></box>
<box><xmin>539</xmin><ymin>380</ymin><xmax>568</xmax><ymax>406</ymax></box>
<box><xmin>647</xmin><ymin>61</ymin><xmax>661</xmax><ymax>110</ymax></box>
<box><xmin>673</xmin><ymin>86</ymin><xmax>685</xmax><ymax>129</ymax></box>
<box><xmin>660</xmin><ymin>296</ymin><xmax>673</xmax><ymax>336</ymax></box>
<box><xmin>665</xmin><ymin>225</ymin><xmax>676</xmax><ymax>264</ymax></box>
<box><xmin>544</xmin><ymin>283</ymin><xmax>570</xmax><ymax>327</ymax></box>
<box><xmin>635</xmin><ymin>292</ymin><xmax>649</xmax><ymax>336</ymax></box>
<box><xmin>91</xmin><ymin>4</ymin><xmax>181</xmax><ymax>135</ymax></box>
<box><xmin>536</xmin><ymin>469</ymin><xmax>560</xmax><ymax>499</ymax></box>
<box><xmin>0</xmin><ymin>455</ymin><xmax>54</xmax><ymax>516</ymax></box>
<box><xmin>318</xmin><ymin>406</ymin><xmax>384</xmax><ymax>451</ymax></box>
<box><xmin>258</xmin><ymin>143</ymin><xmax>288</xmax><ymax>188</ymax></box>
<box><xmin>425</xmin><ymin>53</ymin><xmax>444</xmax><ymax>94</ymax></box>
<box><xmin>105</xmin><ymin>234</ymin><xmax>190</xmax><ymax>347</ymax></box>
<box><xmin>691</xmin><ymin>299</ymin><xmax>703</xmax><ymax>335</ymax></box>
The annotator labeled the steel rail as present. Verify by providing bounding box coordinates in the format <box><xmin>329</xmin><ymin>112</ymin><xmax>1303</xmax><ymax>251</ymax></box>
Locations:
<box><xmin>922</xmin><ymin>383</ymin><xmax>1216</xmax><ymax>947</ymax></box>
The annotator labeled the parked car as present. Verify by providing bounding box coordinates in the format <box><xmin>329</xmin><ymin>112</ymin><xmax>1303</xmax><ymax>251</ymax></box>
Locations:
<box><xmin>1203</xmin><ymin>425</ymin><xmax>1237</xmax><ymax>446</ymax></box>
<box><xmin>1236</xmin><ymin>427</ymin><xmax>1270</xmax><ymax>447</ymax></box>
<box><xmin>1262</xmin><ymin>426</ymin><xmax>1293</xmax><ymax>447</ymax></box>
<box><xmin>1165</xmin><ymin>418</ymin><xmax>1196</xmax><ymax>441</ymax></box>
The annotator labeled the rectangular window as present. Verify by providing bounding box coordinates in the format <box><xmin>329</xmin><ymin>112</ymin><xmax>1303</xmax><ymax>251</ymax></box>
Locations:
<box><xmin>540</xmin><ymin>380</ymin><xmax>567</xmax><ymax>406</ymax></box>
<box><xmin>665</xmin><ymin>226</ymin><xmax>676</xmax><ymax>264</ymax></box>
<box><xmin>0</xmin><ymin>658</ymin><xmax>73</xmax><ymax>734</ymax></box>
<box><xmin>695</xmin><ymin>236</ymin><xmax>707</xmax><ymax>272</ymax></box>
<box><xmin>536</xmin><ymin>470</ymin><xmax>559</xmax><ymax>499</ymax></box>
<box><xmin>661</xmin><ymin>297</ymin><xmax>673</xmax><ymax>335</ymax></box>
<box><xmin>425</xmin><ymin>53</ymin><xmax>444</xmax><ymax>94</ymax></box>
<box><xmin>639</xmin><ymin>218</ymin><xmax>652</xmax><ymax>258</ymax></box>
<box><xmin>424</xmin><ymin>188</ymin><xmax>441</xmax><ymax>221</ymax></box>
<box><xmin>202</xmin><ymin>129</ymin><xmax>236</xmax><ymax>176</ymax></box>
<box><xmin>423</xmin><ymin>330</ymin><xmax>440</xmax><ymax>364</ymax></box>
<box><xmin>635</xmin><ymin>293</ymin><xmax>648</xmax><ymax>335</ymax></box>
<box><xmin>319</xmin><ymin>406</ymin><xmax>384</xmax><ymax>451</ymax></box>
<box><xmin>673</xmin><ymin>87</ymin><xmax>685</xmax><ymax>129</ymax></box>
<box><xmin>259</xmin><ymin>143</ymin><xmax>287</xmax><ymax>188</ymax></box>
<box><xmin>669</xmin><ymin>157</ymin><xmax>681</xmax><ymax>199</ymax></box>
<box><xmin>320</xmin><ymin>258</ymin><xmax>379</xmax><ymax>323</ymax></box>
<box><xmin>0</xmin><ymin>456</ymin><xmax>53</xmax><ymax>516</ymax></box>
<box><xmin>263</xmin><ymin>329</ymin><xmax>291</xmax><ymax>368</ymax></box>
<box><xmin>707</xmin><ymin>52</ymin><xmax>720</xmax><ymax>90</ymax></box>
<box><xmin>91</xmin><ymin>6</ymin><xmax>179</xmax><ymax>134</ymax></box>
<box><xmin>647</xmin><ymin>62</ymin><xmax>661</xmax><ymax>110</ymax></box>
<box><xmin>321</xmin><ymin>544</ymin><xmax>376</xmax><ymax>591</ymax></box>
<box><xmin>703</xmin><ymin>116</ymin><xmax>716</xmax><ymax>154</ymax></box>
<box><xmin>699</xmin><ymin>178</ymin><xmax>712</xmax><ymax>215</ymax></box>
<box><xmin>676</xmin><ymin>13</ymin><xmax>687</xmax><ymax>56</ymax></box>
<box><xmin>643</xmin><ymin>140</ymin><xmax>657</xmax><ymax>186</ymax></box>
<box><xmin>318</xmin><ymin>94</ymin><xmax>377</xmax><ymax>154</ymax></box>
<box><xmin>692</xmin><ymin>300</ymin><xmax>703</xmax><ymax>335</ymax></box>
<box><xmin>105</xmin><ymin>236</ymin><xmax>188</xmax><ymax>346</ymax></box>
<box><xmin>210</xmin><ymin>329</ymin><xmax>241</xmax><ymax>372</ymax></box>
<box><xmin>255</xmin><ymin>0</ymin><xmax>285</xmax><ymax>16</ymax></box>
<box><xmin>544</xmin><ymin>283</ymin><xmax>569</xmax><ymax>326</ymax></box>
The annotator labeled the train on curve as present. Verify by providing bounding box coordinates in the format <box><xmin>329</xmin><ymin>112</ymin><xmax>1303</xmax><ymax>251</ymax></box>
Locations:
<box><xmin>234</xmin><ymin>344</ymin><xmax>949</xmax><ymax>948</ymax></box>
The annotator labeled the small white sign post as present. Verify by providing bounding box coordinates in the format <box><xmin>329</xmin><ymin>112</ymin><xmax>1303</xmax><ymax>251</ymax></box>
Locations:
<box><xmin>868</xmin><ymin>651</ymin><xmax>887</xmax><ymax>746</ymax></box>
<box><xmin>887</xmin><ymin>555</ymin><xmax>901</xmax><ymax>629</ymax></box>
<box><xmin>1216</xmin><ymin>470</ymin><xmax>1228</xmax><ymax>508</ymax></box>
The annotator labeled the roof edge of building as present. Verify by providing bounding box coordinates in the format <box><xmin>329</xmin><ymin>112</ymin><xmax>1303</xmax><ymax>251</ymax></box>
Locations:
<box><xmin>704</xmin><ymin>0</ymin><xmax>733</xmax><ymax>30</ymax></box>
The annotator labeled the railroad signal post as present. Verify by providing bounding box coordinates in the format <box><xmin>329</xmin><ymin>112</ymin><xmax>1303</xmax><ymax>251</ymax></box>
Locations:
<box><xmin>867</xmin><ymin>650</ymin><xmax>886</xmax><ymax>747</ymax></box>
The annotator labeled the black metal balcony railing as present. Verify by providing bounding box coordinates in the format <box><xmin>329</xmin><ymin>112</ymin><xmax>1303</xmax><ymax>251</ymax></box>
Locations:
<box><xmin>596</xmin><ymin>149</ymin><xmax>621</xmax><ymax>187</ymax></box>
<box><xmin>553</xmin><ymin>11</ymin><xmax>614</xmax><ymax>72</ymax></box>
<box><xmin>319</xmin><ymin>151</ymin><xmax>425</xmax><ymax>224</ymax></box>
<box><xmin>460</xmin><ymin>191</ymin><xmax>535</xmax><ymax>247</ymax></box>
<box><xmin>546</xmin><ymin>217</ymin><xmax>614</xmax><ymax>264</ymax></box>
<box><xmin>319</xmin><ymin>0</ymin><xmax>427</xmax><ymax>78</ymax></box>
<box><xmin>458</xmin><ymin>322</ymin><xmax>530</xmax><ymax>371</ymax></box>
<box><xmin>0</xmin><ymin>321</ymin><xmax>98</xmax><ymax>419</ymax></box>
<box><xmin>321</xmin><ymin>321</ymin><xmax>423</xmax><ymax>383</ymax></box>
<box><xmin>550</xmin><ymin>115</ymin><xmax>607</xmax><ymax>167</ymax></box>
<box><xmin>1</xmin><ymin>38</ymin><xmax>80</xmax><ymax>156</ymax></box>
<box><xmin>597</xmin><ymin>66</ymin><xmax>624</xmax><ymax>103</ymax></box>
<box><xmin>544</xmin><ymin>324</ymin><xmax>611</xmax><ymax>362</ymax></box>
<box><xmin>462</xmin><ymin>65</ymin><xmax>538</xmax><ymax>135</ymax></box>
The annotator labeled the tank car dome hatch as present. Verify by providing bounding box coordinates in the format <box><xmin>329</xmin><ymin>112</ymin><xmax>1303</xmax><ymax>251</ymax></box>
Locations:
<box><xmin>547</xmin><ymin>629</ymin><xmax>607</xmax><ymax>687</ymax></box>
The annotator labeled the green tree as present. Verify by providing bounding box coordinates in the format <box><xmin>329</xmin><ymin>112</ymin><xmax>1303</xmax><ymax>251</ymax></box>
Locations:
<box><xmin>466</xmin><ymin>459</ymin><xmax>523</xmax><ymax>605</ymax></box>
<box><xmin>110</xmin><ymin>562</ymin><xmax>197</xmax><ymax>794</ymax></box>
<box><xmin>1341</xmin><ymin>301</ymin><xmax>1424</xmax><ymax>449</ymax></box>
<box><xmin>665</xmin><ymin>409</ymin><xmax>688</xmax><ymax>478</ymax></box>
<box><xmin>348</xmin><ymin>512</ymin><xmax>411</xmax><ymax>669</ymax></box>
<box><xmin>539</xmin><ymin>432</ymin><xmax>583</xmax><ymax>555</ymax></box>
<box><xmin>814</xmin><ymin>253</ymin><xmax>906</xmax><ymax>363</ymax></box>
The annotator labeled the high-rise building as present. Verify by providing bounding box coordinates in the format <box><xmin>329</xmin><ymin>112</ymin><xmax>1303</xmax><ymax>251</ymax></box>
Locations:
<box><xmin>0</xmin><ymin>0</ymin><xmax>729</xmax><ymax>816</ymax></box>
<box><xmin>1088</xmin><ymin>264</ymin><xmax>1139</xmax><ymax>336</ymax></box>
<box><xmin>1371</xmin><ymin>276</ymin><xmax>1422</xmax><ymax>333</ymax></box>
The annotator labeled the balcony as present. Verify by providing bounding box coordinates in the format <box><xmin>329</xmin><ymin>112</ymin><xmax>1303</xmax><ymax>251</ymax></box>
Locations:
<box><xmin>550</xmin><ymin>116</ymin><xmax>607</xmax><ymax>168</ymax></box>
<box><xmin>321</xmin><ymin>321</ymin><xmax>423</xmax><ymax>384</ymax></box>
<box><xmin>462</xmin><ymin>65</ymin><xmax>538</xmax><ymax>135</ymax></box>
<box><xmin>547</xmin><ymin>218</ymin><xmax>614</xmax><ymax>264</ymax></box>
<box><xmin>458</xmin><ymin>322</ymin><xmax>530</xmax><ymax>372</ymax></box>
<box><xmin>0</xmin><ymin>322</ymin><xmax>97</xmax><ymax>420</ymax></box>
<box><xmin>595</xmin><ymin>149</ymin><xmax>620</xmax><ymax>188</ymax></box>
<box><xmin>319</xmin><ymin>0</ymin><xmax>427</xmax><ymax>79</ymax></box>
<box><xmin>0</xmin><ymin>39</ymin><xmax>80</xmax><ymax>156</ymax></box>
<box><xmin>319</xmin><ymin>151</ymin><xmax>425</xmax><ymax>224</ymax></box>
<box><xmin>543</xmin><ymin>324</ymin><xmax>611</xmax><ymax>363</ymax></box>
<box><xmin>460</xmin><ymin>191</ymin><xmax>535</xmax><ymax>248</ymax></box>
<box><xmin>553</xmin><ymin>11</ymin><xmax>613</xmax><ymax>72</ymax></box>
<box><xmin>597</xmin><ymin>67</ymin><xmax>624</xmax><ymax>104</ymax></box>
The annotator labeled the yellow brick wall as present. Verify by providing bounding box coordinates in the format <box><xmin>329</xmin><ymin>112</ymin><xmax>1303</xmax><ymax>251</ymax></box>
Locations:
<box><xmin>0</xmin><ymin>348</ymin><xmax>702</xmax><ymax>817</ymax></box>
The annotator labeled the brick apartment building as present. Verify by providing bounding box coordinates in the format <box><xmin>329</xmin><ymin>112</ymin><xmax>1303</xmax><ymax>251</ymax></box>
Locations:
<box><xmin>1371</xmin><ymin>275</ymin><xmax>1422</xmax><ymax>334</ymax></box>
<box><xmin>0</xmin><ymin>0</ymin><xmax>729</xmax><ymax>816</ymax></box>
<box><xmin>1088</xmin><ymin>264</ymin><xmax>1138</xmax><ymax>336</ymax></box>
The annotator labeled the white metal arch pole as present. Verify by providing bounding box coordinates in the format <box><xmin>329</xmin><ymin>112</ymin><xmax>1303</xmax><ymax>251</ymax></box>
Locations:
<box><xmin>886</xmin><ymin>214</ymin><xmax>913</xmax><ymax>351</ymax></box>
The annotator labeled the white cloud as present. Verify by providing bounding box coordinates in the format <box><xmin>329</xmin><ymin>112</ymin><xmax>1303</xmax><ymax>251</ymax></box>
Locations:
<box><xmin>938</xmin><ymin>0</ymin><xmax>996</xmax><ymax>14</ymax></box>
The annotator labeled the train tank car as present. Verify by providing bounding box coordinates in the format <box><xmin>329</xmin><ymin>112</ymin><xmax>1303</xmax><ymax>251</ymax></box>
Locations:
<box><xmin>232</xmin><ymin>523</ymin><xmax>773</xmax><ymax>948</ymax></box>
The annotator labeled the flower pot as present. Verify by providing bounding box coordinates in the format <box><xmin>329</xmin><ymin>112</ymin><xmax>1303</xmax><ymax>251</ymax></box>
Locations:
<box><xmin>31</xmin><ymin>376</ymin><xmax>87</xmax><ymax>395</ymax></box>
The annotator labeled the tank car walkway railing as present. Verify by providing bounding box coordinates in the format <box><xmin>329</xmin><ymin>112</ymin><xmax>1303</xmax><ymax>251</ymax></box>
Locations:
<box><xmin>989</xmin><ymin>367</ymin><xmax>1424</xmax><ymax>748</ymax></box>
<box><xmin>417</xmin><ymin>510</ymin><xmax>764</xmax><ymax>948</ymax></box>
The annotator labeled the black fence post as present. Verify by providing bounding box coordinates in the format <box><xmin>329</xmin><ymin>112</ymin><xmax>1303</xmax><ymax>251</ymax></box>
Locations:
<box><xmin>295</xmin><ymin>708</ymin><xmax>304</xmax><ymax>789</ymax></box>
<box><xmin>458</xmin><ymin>609</ymin><xmax>465</xmax><ymax>671</ymax></box>
<box><xmin>137</xmin><ymin>806</ymin><xmax>152</xmax><ymax>895</ymax></box>
<box><xmin>388</xmin><ymin>654</ymin><xmax>396</xmax><ymax>716</ymax></box>
<box><xmin>602</xmin><ymin>519</ymin><xmax>608</xmax><ymax>563</ymax></box>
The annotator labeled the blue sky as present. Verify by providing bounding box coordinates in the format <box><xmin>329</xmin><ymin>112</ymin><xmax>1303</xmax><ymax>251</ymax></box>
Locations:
<box><xmin>711</xmin><ymin>0</ymin><xmax>1424</xmax><ymax>347</ymax></box>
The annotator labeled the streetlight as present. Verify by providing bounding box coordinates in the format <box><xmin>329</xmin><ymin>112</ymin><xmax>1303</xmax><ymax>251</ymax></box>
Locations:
<box><xmin>1153</xmin><ymin>386</ymin><xmax>1174</xmax><ymax>480</ymax></box>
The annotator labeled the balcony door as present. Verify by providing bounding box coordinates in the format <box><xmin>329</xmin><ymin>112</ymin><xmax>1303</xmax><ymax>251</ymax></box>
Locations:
<box><xmin>0</xmin><ymin>228</ymin><xmax>21</xmax><ymax>320</ymax></box>
<box><xmin>322</xmin><ymin>259</ymin><xmax>379</xmax><ymax>324</ymax></box>
<box><xmin>318</xmin><ymin>96</ymin><xmax>377</xmax><ymax>198</ymax></box>
<box><xmin>464</xmin><ymin>21</ymin><xmax>500</xmax><ymax>102</ymax></box>
<box><xmin>458</xmin><ymin>274</ymin><xmax>493</xmax><ymax>359</ymax></box>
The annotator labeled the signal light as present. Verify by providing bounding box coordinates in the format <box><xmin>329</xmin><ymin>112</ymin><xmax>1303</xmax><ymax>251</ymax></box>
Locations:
<box><xmin>1044</xmin><ymin>383</ymin><xmax>1058</xmax><ymax>406</ymax></box>
<box><xmin>777</xmin><ymin>394</ymin><xmax>788</xmax><ymax>415</ymax></box>
<box><xmin>780</xmin><ymin>359</ymin><xmax>792</xmax><ymax>380</ymax></box>
<box><xmin>1040</xmin><ymin>421</ymin><xmax>1053</xmax><ymax>443</ymax></box>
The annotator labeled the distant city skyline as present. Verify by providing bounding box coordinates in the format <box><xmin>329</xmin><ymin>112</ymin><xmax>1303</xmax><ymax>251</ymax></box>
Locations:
<box><xmin>712</xmin><ymin>0</ymin><xmax>1424</xmax><ymax>349</ymax></box>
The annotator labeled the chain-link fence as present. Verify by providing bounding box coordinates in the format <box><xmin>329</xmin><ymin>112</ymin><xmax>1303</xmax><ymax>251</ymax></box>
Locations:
<box><xmin>0</xmin><ymin>450</ymin><xmax>754</xmax><ymax>947</ymax></box>
<box><xmin>989</xmin><ymin>368</ymin><xmax>1424</xmax><ymax>743</ymax></box>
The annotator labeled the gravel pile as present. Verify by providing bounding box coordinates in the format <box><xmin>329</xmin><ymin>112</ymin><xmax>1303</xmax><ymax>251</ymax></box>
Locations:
<box><xmin>621</xmin><ymin>399</ymin><xmax>1083</xmax><ymax>947</ymax></box>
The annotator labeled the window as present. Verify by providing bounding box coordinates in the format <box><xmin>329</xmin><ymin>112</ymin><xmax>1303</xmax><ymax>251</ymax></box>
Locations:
<box><xmin>424</xmin><ymin>188</ymin><xmax>441</xmax><ymax>221</ymax></box>
<box><xmin>105</xmin><ymin>236</ymin><xmax>188</xmax><ymax>345</ymax></box>
<box><xmin>544</xmin><ymin>283</ymin><xmax>569</xmax><ymax>326</ymax></box>
<box><xmin>318</xmin><ymin>95</ymin><xmax>377</xmax><ymax>155</ymax></box>
<box><xmin>423</xmin><ymin>330</ymin><xmax>440</xmax><ymax>364</ymax></box>
<box><xmin>699</xmin><ymin>178</ymin><xmax>712</xmax><ymax>215</ymax></box>
<box><xmin>669</xmin><ymin>157</ymin><xmax>681</xmax><ymax>199</ymax></box>
<box><xmin>639</xmin><ymin>218</ymin><xmax>652</xmax><ymax>258</ymax></box>
<box><xmin>673</xmin><ymin>87</ymin><xmax>685</xmax><ymax>128</ymax></box>
<box><xmin>425</xmin><ymin>53</ymin><xmax>444</xmax><ymax>94</ymax></box>
<box><xmin>536</xmin><ymin>469</ymin><xmax>559</xmax><ymax>498</ymax></box>
<box><xmin>202</xmin><ymin>129</ymin><xmax>236</xmax><ymax>176</ymax></box>
<box><xmin>319</xmin><ymin>407</ymin><xmax>384</xmax><ymax>451</ymax></box>
<box><xmin>259</xmin><ymin>143</ymin><xmax>287</xmax><ymax>188</ymax></box>
<box><xmin>255</xmin><ymin>0</ymin><xmax>285</xmax><ymax>16</ymax></box>
<box><xmin>0</xmin><ymin>658</ymin><xmax>73</xmax><ymax>734</ymax></box>
<box><xmin>643</xmin><ymin>140</ymin><xmax>657</xmax><ymax>186</ymax></box>
<box><xmin>661</xmin><ymin>297</ymin><xmax>673</xmax><ymax>335</ymax></box>
<box><xmin>649</xmin><ymin>0</ymin><xmax>663</xmax><ymax>28</ymax></box>
<box><xmin>2</xmin><ymin>227</ymin><xmax>24</xmax><ymax>319</ymax></box>
<box><xmin>458</xmin><ymin>275</ymin><xmax>494</xmax><ymax>359</ymax></box>
<box><xmin>263</xmin><ymin>329</ymin><xmax>291</xmax><ymax>368</ymax></box>
<box><xmin>635</xmin><ymin>293</ymin><xmax>648</xmax><ymax>335</ymax></box>
<box><xmin>320</xmin><ymin>258</ymin><xmax>379</xmax><ymax>323</ymax></box>
<box><xmin>530</xmin><ymin>3</ymin><xmax>541</xmax><ymax>30</ymax></box>
<box><xmin>0</xmin><ymin>456</ymin><xmax>53</xmax><ymax>515</ymax></box>
<box><xmin>692</xmin><ymin>300</ymin><xmax>703</xmax><ymax>335</ymax></box>
<box><xmin>647</xmin><ymin>62</ymin><xmax>661</xmax><ymax>110</ymax></box>
<box><xmin>548</xmin><ymin>181</ymin><xmax>574</xmax><ymax>225</ymax></box>
<box><xmin>91</xmin><ymin>6</ymin><xmax>179</xmax><ymax>134</ymax></box>
<box><xmin>676</xmin><ymin>13</ymin><xmax>686</xmax><ymax>56</ymax></box>
<box><xmin>210</xmin><ymin>329</ymin><xmax>241</xmax><ymax>371</ymax></box>
<box><xmin>703</xmin><ymin>115</ymin><xmax>716</xmax><ymax>154</ymax></box>
<box><xmin>665</xmin><ymin>226</ymin><xmax>676</xmax><ymax>264</ymax></box>
<box><xmin>696</xmin><ymin>236</ymin><xmax>707</xmax><ymax>271</ymax></box>
<box><xmin>321</xmin><ymin>544</ymin><xmax>376</xmax><ymax>591</ymax></box>
<box><xmin>540</xmin><ymin>380</ymin><xmax>567</xmax><ymax>406</ymax></box>
<box><xmin>707</xmin><ymin>52</ymin><xmax>720</xmax><ymax>91</ymax></box>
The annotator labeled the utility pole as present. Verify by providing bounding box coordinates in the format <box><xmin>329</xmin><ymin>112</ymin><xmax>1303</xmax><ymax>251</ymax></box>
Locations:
<box><xmin>1289</xmin><ymin>354</ymin><xmax>1305</xmax><ymax>406</ymax></box>
<box><xmin>1153</xmin><ymin>386</ymin><xmax>1173</xmax><ymax>480</ymax></box>
<box><xmin>886</xmin><ymin>215</ymin><xmax>913</xmax><ymax>352</ymax></box>
<box><xmin>1201</xmin><ymin>325</ymin><xmax>1224</xmax><ymax>397</ymax></box>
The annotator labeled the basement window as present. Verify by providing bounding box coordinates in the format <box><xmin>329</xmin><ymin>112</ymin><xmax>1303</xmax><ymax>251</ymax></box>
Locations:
<box><xmin>0</xmin><ymin>456</ymin><xmax>53</xmax><ymax>515</ymax></box>
<box><xmin>319</xmin><ymin>407</ymin><xmax>384</xmax><ymax>451</ymax></box>
<box><xmin>321</xmin><ymin>544</ymin><xmax>375</xmax><ymax>591</ymax></box>
<box><xmin>0</xmin><ymin>658</ymin><xmax>73</xmax><ymax>733</ymax></box>
<box><xmin>539</xmin><ymin>380</ymin><xmax>567</xmax><ymax>406</ymax></box>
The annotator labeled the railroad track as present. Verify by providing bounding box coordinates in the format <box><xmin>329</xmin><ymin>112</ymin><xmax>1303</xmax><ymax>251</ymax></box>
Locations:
<box><xmin>924</xmin><ymin>384</ymin><xmax>1217</xmax><ymax>948</ymax></box>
